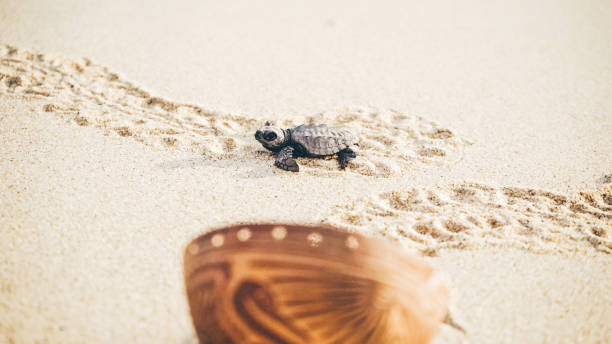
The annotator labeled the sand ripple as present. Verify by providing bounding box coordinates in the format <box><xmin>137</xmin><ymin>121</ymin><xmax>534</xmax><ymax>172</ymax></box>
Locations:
<box><xmin>1</xmin><ymin>43</ymin><xmax>470</xmax><ymax>177</ymax></box>
<box><xmin>324</xmin><ymin>182</ymin><xmax>612</xmax><ymax>255</ymax></box>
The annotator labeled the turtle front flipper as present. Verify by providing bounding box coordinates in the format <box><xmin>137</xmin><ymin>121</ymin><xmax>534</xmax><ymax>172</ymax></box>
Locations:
<box><xmin>338</xmin><ymin>147</ymin><xmax>357</xmax><ymax>170</ymax></box>
<box><xmin>275</xmin><ymin>146</ymin><xmax>299</xmax><ymax>172</ymax></box>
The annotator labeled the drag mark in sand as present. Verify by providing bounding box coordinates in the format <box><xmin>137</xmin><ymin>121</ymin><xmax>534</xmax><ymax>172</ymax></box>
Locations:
<box><xmin>324</xmin><ymin>182</ymin><xmax>612</xmax><ymax>255</ymax></box>
<box><xmin>0</xmin><ymin>43</ymin><xmax>470</xmax><ymax>177</ymax></box>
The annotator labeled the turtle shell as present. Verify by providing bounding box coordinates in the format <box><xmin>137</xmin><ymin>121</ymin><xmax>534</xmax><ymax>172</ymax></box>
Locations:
<box><xmin>291</xmin><ymin>124</ymin><xmax>358</xmax><ymax>156</ymax></box>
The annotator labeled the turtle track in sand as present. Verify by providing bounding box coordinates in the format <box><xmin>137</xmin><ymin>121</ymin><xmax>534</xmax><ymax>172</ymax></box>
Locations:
<box><xmin>323</xmin><ymin>181</ymin><xmax>612</xmax><ymax>256</ymax></box>
<box><xmin>0</xmin><ymin>43</ymin><xmax>470</xmax><ymax>177</ymax></box>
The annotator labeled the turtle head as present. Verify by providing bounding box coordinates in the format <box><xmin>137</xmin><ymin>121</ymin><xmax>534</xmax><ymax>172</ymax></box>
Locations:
<box><xmin>254</xmin><ymin>121</ymin><xmax>288</xmax><ymax>151</ymax></box>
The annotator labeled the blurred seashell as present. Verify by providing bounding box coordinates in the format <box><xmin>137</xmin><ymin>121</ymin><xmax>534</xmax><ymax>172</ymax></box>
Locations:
<box><xmin>184</xmin><ymin>224</ymin><xmax>449</xmax><ymax>344</ymax></box>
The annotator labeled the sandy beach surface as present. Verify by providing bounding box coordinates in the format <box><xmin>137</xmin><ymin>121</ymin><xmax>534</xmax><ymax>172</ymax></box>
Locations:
<box><xmin>1</xmin><ymin>0</ymin><xmax>611</xmax><ymax>343</ymax></box>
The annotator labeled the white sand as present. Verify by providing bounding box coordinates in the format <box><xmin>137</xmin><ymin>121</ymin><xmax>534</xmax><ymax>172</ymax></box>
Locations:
<box><xmin>1</xmin><ymin>0</ymin><xmax>611</xmax><ymax>343</ymax></box>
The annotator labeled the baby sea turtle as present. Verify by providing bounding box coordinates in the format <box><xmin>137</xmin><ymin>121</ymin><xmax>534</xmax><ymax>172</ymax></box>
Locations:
<box><xmin>254</xmin><ymin>122</ymin><xmax>358</xmax><ymax>172</ymax></box>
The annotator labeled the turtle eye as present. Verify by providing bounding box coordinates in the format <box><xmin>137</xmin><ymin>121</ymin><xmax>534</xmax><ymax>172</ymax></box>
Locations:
<box><xmin>264</xmin><ymin>132</ymin><xmax>277</xmax><ymax>141</ymax></box>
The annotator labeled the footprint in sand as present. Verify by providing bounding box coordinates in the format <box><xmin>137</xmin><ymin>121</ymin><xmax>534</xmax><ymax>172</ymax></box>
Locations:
<box><xmin>1</xmin><ymin>43</ymin><xmax>471</xmax><ymax>177</ymax></box>
<box><xmin>323</xmin><ymin>182</ymin><xmax>612</xmax><ymax>255</ymax></box>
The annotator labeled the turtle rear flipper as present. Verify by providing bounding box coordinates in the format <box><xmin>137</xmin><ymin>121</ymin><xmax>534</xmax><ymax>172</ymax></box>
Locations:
<box><xmin>275</xmin><ymin>146</ymin><xmax>299</xmax><ymax>172</ymax></box>
<box><xmin>338</xmin><ymin>147</ymin><xmax>357</xmax><ymax>169</ymax></box>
